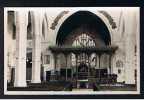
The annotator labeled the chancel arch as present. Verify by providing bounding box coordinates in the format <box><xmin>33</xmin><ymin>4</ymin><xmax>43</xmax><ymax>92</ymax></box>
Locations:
<box><xmin>56</xmin><ymin>11</ymin><xmax>111</xmax><ymax>46</ymax></box>
<box><xmin>54</xmin><ymin>11</ymin><xmax>113</xmax><ymax>45</ymax></box>
<box><xmin>49</xmin><ymin>10</ymin><xmax>118</xmax><ymax>86</ymax></box>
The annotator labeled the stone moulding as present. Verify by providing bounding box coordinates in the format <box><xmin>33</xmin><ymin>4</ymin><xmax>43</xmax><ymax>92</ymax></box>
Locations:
<box><xmin>50</xmin><ymin>11</ymin><xmax>69</xmax><ymax>30</ymax></box>
<box><xmin>99</xmin><ymin>10</ymin><xmax>117</xmax><ymax>29</ymax></box>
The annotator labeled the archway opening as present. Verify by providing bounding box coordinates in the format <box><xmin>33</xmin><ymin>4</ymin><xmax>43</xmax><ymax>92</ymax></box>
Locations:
<box><xmin>49</xmin><ymin>11</ymin><xmax>118</xmax><ymax>88</ymax></box>
<box><xmin>56</xmin><ymin>11</ymin><xmax>111</xmax><ymax>46</ymax></box>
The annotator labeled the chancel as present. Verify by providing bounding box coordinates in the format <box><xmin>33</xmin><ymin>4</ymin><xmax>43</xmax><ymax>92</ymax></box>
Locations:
<box><xmin>5</xmin><ymin>8</ymin><xmax>139</xmax><ymax>92</ymax></box>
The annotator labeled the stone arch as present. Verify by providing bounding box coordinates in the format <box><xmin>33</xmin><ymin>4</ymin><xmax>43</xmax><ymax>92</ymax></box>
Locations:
<box><xmin>27</xmin><ymin>11</ymin><xmax>35</xmax><ymax>39</ymax></box>
<box><xmin>42</xmin><ymin>13</ymin><xmax>48</xmax><ymax>40</ymax></box>
<box><xmin>27</xmin><ymin>11</ymin><xmax>33</xmax><ymax>40</ymax></box>
<box><xmin>54</xmin><ymin>10</ymin><xmax>113</xmax><ymax>45</ymax></box>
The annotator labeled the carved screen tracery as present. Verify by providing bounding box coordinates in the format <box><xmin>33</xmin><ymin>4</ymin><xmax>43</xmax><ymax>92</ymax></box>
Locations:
<box><xmin>70</xmin><ymin>33</ymin><xmax>96</xmax><ymax>65</ymax></box>
<box><xmin>72</xmin><ymin>33</ymin><xmax>96</xmax><ymax>47</ymax></box>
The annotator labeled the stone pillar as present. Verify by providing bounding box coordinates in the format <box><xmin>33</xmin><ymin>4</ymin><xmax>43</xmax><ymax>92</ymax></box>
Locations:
<box><xmin>124</xmin><ymin>9</ymin><xmax>137</xmax><ymax>84</ymax></box>
<box><xmin>75</xmin><ymin>54</ymin><xmax>78</xmax><ymax>88</ymax></box>
<box><xmin>71</xmin><ymin>54</ymin><xmax>73</xmax><ymax>79</ymax></box>
<box><xmin>53</xmin><ymin>53</ymin><xmax>56</xmax><ymax>72</ymax></box>
<box><xmin>87</xmin><ymin>53</ymin><xmax>91</xmax><ymax>81</ymax></box>
<box><xmin>31</xmin><ymin>11</ymin><xmax>43</xmax><ymax>83</ymax></box>
<box><xmin>107</xmin><ymin>53</ymin><xmax>112</xmax><ymax>84</ymax></box>
<box><xmin>98</xmin><ymin>53</ymin><xmax>101</xmax><ymax>82</ymax></box>
<box><xmin>108</xmin><ymin>53</ymin><xmax>112</xmax><ymax>74</ymax></box>
<box><xmin>7</xmin><ymin>52</ymin><xmax>11</xmax><ymax>83</ymax></box>
<box><xmin>14</xmin><ymin>11</ymin><xmax>28</xmax><ymax>87</ymax></box>
<box><xmin>71</xmin><ymin>66</ymin><xmax>73</xmax><ymax>79</ymax></box>
<box><xmin>43</xmin><ymin>69</ymin><xmax>46</xmax><ymax>81</ymax></box>
<box><xmin>53</xmin><ymin>53</ymin><xmax>57</xmax><ymax>80</ymax></box>
<box><xmin>111</xmin><ymin>54</ymin><xmax>115</xmax><ymax>74</ymax></box>
<box><xmin>64</xmin><ymin>53</ymin><xmax>68</xmax><ymax>81</ymax></box>
<box><xmin>95</xmin><ymin>54</ymin><xmax>97</xmax><ymax>69</ymax></box>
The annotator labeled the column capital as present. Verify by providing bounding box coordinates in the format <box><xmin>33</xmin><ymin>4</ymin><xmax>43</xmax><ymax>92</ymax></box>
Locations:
<box><xmin>31</xmin><ymin>11</ymin><xmax>44</xmax><ymax>37</ymax></box>
<box><xmin>14</xmin><ymin>11</ymin><xmax>28</xmax><ymax>27</ymax></box>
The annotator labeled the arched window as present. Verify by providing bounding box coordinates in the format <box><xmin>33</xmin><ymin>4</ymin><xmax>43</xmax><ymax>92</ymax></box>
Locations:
<box><xmin>8</xmin><ymin>11</ymin><xmax>16</xmax><ymax>39</ymax></box>
<box><xmin>27</xmin><ymin>12</ymin><xmax>33</xmax><ymax>40</ymax></box>
<box><xmin>42</xmin><ymin>21</ymin><xmax>45</xmax><ymax>38</ymax></box>
<box><xmin>116</xmin><ymin>60</ymin><xmax>123</xmax><ymax>68</ymax></box>
<box><xmin>72</xmin><ymin>33</ymin><xmax>95</xmax><ymax>47</ymax></box>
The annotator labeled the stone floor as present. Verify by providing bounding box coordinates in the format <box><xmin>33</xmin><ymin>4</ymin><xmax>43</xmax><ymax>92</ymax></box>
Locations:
<box><xmin>7</xmin><ymin>81</ymin><xmax>72</xmax><ymax>91</ymax></box>
<box><xmin>72</xmin><ymin>88</ymin><xmax>93</xmax><ymax>91</ymax></box>
<box><xmin>7</xmin><ymin>81</ymin><xmax>137</xmax><ymax>91</ymax></box>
